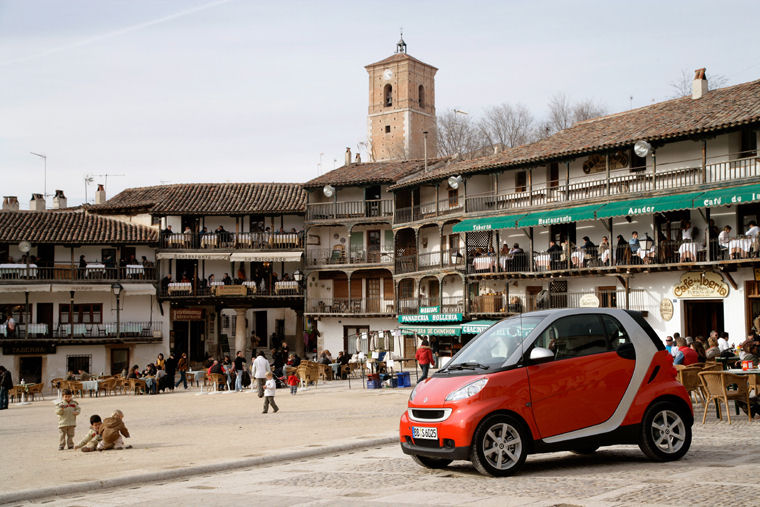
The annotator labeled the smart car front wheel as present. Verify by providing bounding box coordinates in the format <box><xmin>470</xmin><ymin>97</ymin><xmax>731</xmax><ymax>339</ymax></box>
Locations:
<box><xmin>471</xmin><ymin>414</ymin><xmax>528</xmax><ymax>476</ymax></box>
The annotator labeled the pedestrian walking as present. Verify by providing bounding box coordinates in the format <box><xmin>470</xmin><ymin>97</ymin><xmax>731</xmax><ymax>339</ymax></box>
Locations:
<box><xmin>175</xmin><ymin>352</ymin><xmax>188</xmax><ymax>389</ymax></box>
<box><xmin>415</xmin><ymin>339</ymin><xmax>434</xmax><ymax>383</ymax></box>
<box><xmin>262</xmin><ymin>371</ymin><xmax>279</xmax><ymax>413</ymax></box>
<box><xmin>233</xmin><ymin>351</ymin><xmax>246</xmax><ymax>392</ymax></box>
<box><xmin>252</xmin><ymin>351</ymin><xmax>270</xmax><ymax>398</ymax></box>
<box><xmin>287</xmin><ymin>372</ymin><xmax>299</xmax><ymax>395</ymax></box>
<box><xmin>0</xmin><ymin>365</ymin><xmax>12</xmax><ymax>410</ymax></box>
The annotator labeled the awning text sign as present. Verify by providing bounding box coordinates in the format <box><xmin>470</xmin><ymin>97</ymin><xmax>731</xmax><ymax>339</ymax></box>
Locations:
<box><xmin>398</xmin><ymin>313</ymin><xmax>463</xmax><ymax>323</ymax></box>
<box><xmin>672</xmin><ymin>272</ymin><xmax>729</xmax><ymax>299</ymax></box>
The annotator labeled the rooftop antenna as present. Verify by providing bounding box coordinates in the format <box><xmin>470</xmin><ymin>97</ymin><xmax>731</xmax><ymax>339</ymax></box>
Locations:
<box><xmin>318</xmin><ymin>152</ymin><xmax>324</xmax><ymax>176</ymax></box>
<box><xmin>30</xmin><ymin>152</ymin><xmax>48</xmax><ymax>200</ymax></box>
<box><xmin>92</xmin><ymin>172</ymin><xmax>125</xmax><ymax>191</ymax></box>
<box><xmin>83</xmin><ymin>175</ymin><xmax>94</xmax><ymax>204</ymax></box>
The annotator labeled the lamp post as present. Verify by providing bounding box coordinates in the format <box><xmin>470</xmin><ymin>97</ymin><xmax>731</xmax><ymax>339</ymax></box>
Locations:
<box><xmin>293</xmin><ymin>269</ymin><xmax>303</xmax><ymax>294</ymax></box>
<box><xmin>111</xmin><ymin>283</ymin><xmax>123</xmax><ymax>340</ymax></box>
<box><xmin>30</xmin><ymin>152</ymin><xmax>48</xmax><ymax>201</ymax></box>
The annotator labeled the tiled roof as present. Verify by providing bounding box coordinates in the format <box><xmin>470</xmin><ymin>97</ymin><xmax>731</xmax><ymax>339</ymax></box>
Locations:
<box><xmin>91</xmin><ymin>183</ymin><xmax>306</xmax><ymax>215</ymax></box>
<box><xmin>365</xmin><ymin>52</ymin><xmax>438</xmax><ymax>70</ymax></box>
<box><xmin>304</xmin><ymin>159</ymin><xmax>444</xmax><ymax>189</ymax></box>
<box><xmin>0</xmin><ymin>210</ymin><xmax>157</xmax><ymax>244</ymax></box>
<box><xmin>391</xmin><ymin>78</ymin><xmax>760</xmax><ymax>190</ymax></box>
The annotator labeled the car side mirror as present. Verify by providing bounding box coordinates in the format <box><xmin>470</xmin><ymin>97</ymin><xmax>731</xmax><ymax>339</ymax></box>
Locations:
<box><xmin>529</xmin><ymin>347</ymin><xmax>555</xmax><ymax>364</ymax></box>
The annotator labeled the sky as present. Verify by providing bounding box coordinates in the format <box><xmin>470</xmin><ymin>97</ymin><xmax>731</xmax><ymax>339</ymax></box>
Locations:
<box><xmin>2</xmin><ymin>0</ymin><xmax>760</xmax><ymax>207</ymax></box>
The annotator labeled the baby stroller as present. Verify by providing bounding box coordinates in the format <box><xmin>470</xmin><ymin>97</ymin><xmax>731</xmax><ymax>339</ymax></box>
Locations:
<box><xmin>273</xmin><ymin>368</ymin><xmax>288</xmax><ymax>389</ymax></box>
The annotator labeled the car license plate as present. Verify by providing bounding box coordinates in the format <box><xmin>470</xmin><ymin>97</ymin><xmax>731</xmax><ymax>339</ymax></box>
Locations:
<box><xmin>412</xmin><ymin>426</ymin><xmax>438</xmax><ymax>440</ymax></box>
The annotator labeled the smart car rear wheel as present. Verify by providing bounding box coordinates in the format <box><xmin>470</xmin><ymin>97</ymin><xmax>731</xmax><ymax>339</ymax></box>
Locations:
<box><xmin>639</xmin><ymin>401</ymin><xmax>691</xmax><ymax>461</ymax></box>
<box><xmin>411</xmin><ymin>455</ymin><xmax>452</xmax><ymax>469</ymax></box>
<box><xmin>471</xmin><ymin>414</ymin><xmax>527</xmax><ymax>477</ymax></box>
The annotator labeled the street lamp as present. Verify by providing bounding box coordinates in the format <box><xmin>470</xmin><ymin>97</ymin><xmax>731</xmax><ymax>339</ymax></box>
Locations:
<box><xmin>30</xmin><ymin>152</ymin><xmax>48</xmax><ymax>201</ymax></box>
<box><xmin>111</xmin><ymin>283</ymin><xmax>123</xmax><ymax>340</ymax></box>
<box><xmin>293</xmin><ymin>269</ymin><xmax>303</xmax><ymax>282</ymax></box>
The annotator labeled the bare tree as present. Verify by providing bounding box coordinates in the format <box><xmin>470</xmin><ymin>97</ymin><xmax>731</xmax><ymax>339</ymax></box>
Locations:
<box><xmin>670</xmin><ymin>69</ymin><xmax>730</xmax><ymax>98</ymax></box>
<box><xmin>436</xmin><ymin>110</ymin><xmax>482</xmax><ymax>159</ymax></box>
<box><xmin>478</xmin><ymin>103</ymin><xmax>535</xmax><ymax>149</ymax></box>
<box><xmin>572</xmin><ymin>99</ymin><xmax>607</xmax><ymax>123</ymax></box>
<box><xmin>538</xmin><ymin>93</ymin><xmax>607</xmax><ymax>138</ymax></box>
<box><xmin>546</xmin><ymin>92</ymin><xmax>573</xmax><ymax>133</ymax></box>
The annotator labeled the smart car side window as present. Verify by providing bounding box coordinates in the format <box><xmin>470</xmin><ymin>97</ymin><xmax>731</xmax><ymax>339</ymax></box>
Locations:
<box><xmin>601</xmin><ymin>314</ymin><xmax>630</xmax><ymax>350</ymax></box>
<box><xmin>533</xmin><ymin>315</ymin><xmax>608</xmax><ymax>360</ymax></box>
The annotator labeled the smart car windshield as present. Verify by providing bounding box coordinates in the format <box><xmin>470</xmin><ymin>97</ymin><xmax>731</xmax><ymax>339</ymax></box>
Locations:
<box><xmin>444</xmin><ymin>315</ymin><xmax>546</xmax><ymax>371</ymax></box>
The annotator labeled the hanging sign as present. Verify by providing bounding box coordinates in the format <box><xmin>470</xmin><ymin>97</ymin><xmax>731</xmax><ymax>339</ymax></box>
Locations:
<box><xmin>672</xmin><ymin>271</ymin><xmax>729</xmax><ymax>299</ymax></box>
<box><xmin>660</xmin><ymin>299</ymin><xmax>674</xmax><ymax>321</ymax></box>
<box><xmin>171</xmin><ymin>308</ymin><xmax>204</xmax><ymax>321</ymax></box>
<box><xmin>579</xmin><ymin>294</ymin><xmax>600</xmax><ymax>308</ymax></box>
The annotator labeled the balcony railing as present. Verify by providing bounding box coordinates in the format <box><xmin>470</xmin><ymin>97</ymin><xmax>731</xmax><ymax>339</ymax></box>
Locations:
<box><xmin>469</xmin><ymin>289</ymin><xmax>647</xmax><ymax>314</ymax></box>
<box><xmin>394</xmin><ymin>198</ymin><xmax>464</xmax><ymax>224</ymax></box>
<box><xmin>306</xmin><ymin>248</ymin><xmax>393</xmax><ymax>267</ymax></box>
<box><xmin>0</xmin><ymin>265</ymin><xmax>157</xmax><ymax>281</ymax></box>
<box><xmin>1</xmin><ymin>321</ymin><xmax>162</xmax><ymax>339</ymax></box>
<box><xmin>306</xmin><ymin>297</ymin><xmax>395</xmax><ymax>314</ymax></box>
<box><xmin>159</xmin><ymin>282</ymin><xmax>302</xmax><ymax>298</ymax></box>
<box><xmin>306</xmin><ymin>200</ymin><xmax>393</xmax><ymax>222</ymax></box>
<box><xmin>465</xmin><ymin>155</ymin><xmax>760</xmax><ymax>213</ymax></box>
<box><xmin>396</xmin><ymin>249</ymin><xmax>465</xmax><ymax>274</ymax></box>
<box><xmin>160</xmin><ymin>232</ymin><xmax>302</xmax><ymax>249</ymax></box>
<box><xmin>466</xmin><ymin>238</ymin><xmax>757</xmax><ymax>275</ymax></box>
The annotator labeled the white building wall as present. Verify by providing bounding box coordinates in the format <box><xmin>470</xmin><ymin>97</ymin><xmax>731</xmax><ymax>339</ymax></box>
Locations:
<box><xmin>318</xmin><ymin>316</ymin><xmax>398</xmax><ymax>355</ymax></box>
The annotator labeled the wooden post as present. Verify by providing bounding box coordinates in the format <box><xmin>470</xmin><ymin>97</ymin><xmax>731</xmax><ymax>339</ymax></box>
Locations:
<box><xmin>435</xmin><ymin>183</ymin><xmax>440</xmax><ymax>216</ymax></box>
<box><xmin>605</xmin><ymin>152</ymin><xmax>611</xmax><ymax>196</ymax></box>
<box><xmin>528</xmin><ymin>227</ymin><xmax>534</xmax><ymax>273</ymax></box>
<box><xmin>625</xmin><ymin>276</ymin><xmax>630</xmax><ymax>310</ymax></box>
<box><xmin>702</xmin><ymin>139</ymin><xmax>707</xmax><ymax>184</ymax></box>
<box><xmin>652</xmin><ymin>151</ymin><xmax>657</xmax><ymax>191</ymax></box>
<box><xmin>705</xmin><ymin>208</ymin><xmax>712</xmax><ymax>262</ymax></box>
<box><xmin>565</xmin><ymin>161</ymin><xmax>570</xmax><ymax>201</ymax></box>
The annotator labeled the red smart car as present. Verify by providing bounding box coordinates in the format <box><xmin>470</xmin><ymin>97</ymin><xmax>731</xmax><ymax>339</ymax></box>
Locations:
<box><xmin>400</xmin><ymin>309</ymin><xmax>693</xmax><ymax>476</ymax></box>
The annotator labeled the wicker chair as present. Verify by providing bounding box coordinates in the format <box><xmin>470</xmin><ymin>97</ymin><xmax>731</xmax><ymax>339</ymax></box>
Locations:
<box><xmin>676</xmin><ymin>366</ymin><xmax>705</xmax><ymax>404</ymax></box>
<box><xmin>698</xmin><ymin>371</ymin><xmax>752</xmax><ymax>424</ymax></box>
<box><xmin>701</xmin><ymin>363</ymin><xmax>723</xmax><ymax>372</ymax></box>
<box><xmin>207</xmin><ymin>373</ymin><xmax>227</xmax><ymax>391</ymax></box>
<box><xmin>296</xmin><ymin>363</ymin><xmax>319</xmax><ymax>388</ymax></box>
<box><xmin>27</xmin><ymin>383</ymin><xmax>44</xmax><ymax>401</ymax></box>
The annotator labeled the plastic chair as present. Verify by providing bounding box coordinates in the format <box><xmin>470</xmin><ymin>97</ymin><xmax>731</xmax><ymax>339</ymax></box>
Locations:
<box><xmin>698</xmin><ymin>371</ymin><xmax>752</xmax><ymax>424</ymax></box>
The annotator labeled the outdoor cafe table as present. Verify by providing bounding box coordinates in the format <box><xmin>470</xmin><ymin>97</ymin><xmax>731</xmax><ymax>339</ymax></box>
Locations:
<box><xmin>125</xmin><ymin>264</ymin><xmax>144</xmax><ymax>277</ymax></box>
<box><xmin>27</xmin><ymin>323</ymin><xmax>48</xmax><ymax>336</ymax></box>
<box><xmin>728</xmin><ymin>237</ymin><xmax>752</xmax><ymax>257</ymax></box>
<box><xmin>723</xmin><ymin>368</ymin><xmax>760</xmax><ymax>415</ymax></box>
<box><xmin>80</xmin><ymin>380</ymin><xmax>101</xmax><ymax>397</ymax></box>
<box><xmin>678</xmin><ymin>242</ymin><xmax>699</xmax><ymax>262</ymax></box>
<box><xmin>86</xmin><ymin>263</ymin><xmax>106</xmax><ymax>277</ymax></box>
<box><xmin>275</xmin><ymin>281</ymin><xmax>298</xmax><ymax>294</ymax></box>
<box><xmin>168</xmin><ymin>282</ymin><xmax>192</xmax><ymax>294</ymax></box>
<box><xmin>242</xmin><ymin>281</ymin><xmax>258</xmax><ymax>293</ymax></box>
<box><xmin>472</xmin><ymin>256</ymin><xmax>495</xmax><ymax>271</ymax></box>
<box><xmin>0</xmin><ymin>263</ymin><xmax>38</xmax><ymax>278</ymax></box>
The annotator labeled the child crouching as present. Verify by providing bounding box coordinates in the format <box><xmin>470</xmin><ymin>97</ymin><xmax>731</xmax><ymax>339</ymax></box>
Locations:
<box><xmin>74</xmin><ymin>415</ymin><xmax>102</xmax><ymax>452</ymax></box>
<box><xmin>97</xmin><ymin>409</ymin><xmax>131</xmax><ymax>450</ymax></box>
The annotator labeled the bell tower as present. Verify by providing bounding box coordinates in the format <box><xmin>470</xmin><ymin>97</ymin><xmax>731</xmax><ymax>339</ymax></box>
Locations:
<box><xmin>365</xmin><ymin>36</ymin><xmax>437</xmax><ymax>162</ymax></box>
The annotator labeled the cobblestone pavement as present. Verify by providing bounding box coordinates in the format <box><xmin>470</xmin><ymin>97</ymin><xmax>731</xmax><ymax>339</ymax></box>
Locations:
<box><xmin>19</xmin><ymin>410</ymin><xmax>760</xmax><ymax>507</ymax></box>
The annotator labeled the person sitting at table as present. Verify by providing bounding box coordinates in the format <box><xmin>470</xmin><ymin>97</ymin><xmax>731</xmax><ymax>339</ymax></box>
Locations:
<box><xmin>160</xmin><ymin>273</ymin><xmax>172</xmax><ymax>294</ymax></box>
<box><xmin>207</xmin><ymin>274</ymin><xmax>216</xmax><ymax>286</ymax></box>
<box><xmin>78</xmin><ymin>369</ymin><xmax>92</xmax><ymax>381</ymax></box>
<box><xmin>673</xmin><ymin>337</ymin><xmax>698</xmax><ymax>365</ymax></box>
<box><xmin>141</xmin><ymin>256</ymin><xmax>153</xmax><ymax>268</ymax></box>
<box><xmin>628</xmin><ymin>232</ymin><xmax>641</xmax><ymax>264</ymax></box>
<box><xmin>680</xmin><ymin>220</ymin><xmax>695</xmax><ymax>241</ymax></box>
<box><xmin>508</xmin><ymin>295</ymin><xmax>523</xmax><ymax>313</ymax></box>
<box><xmin>222</xmin><ymin>273</ymin><xmax>232</xmax><ymax>285</ymax></box>
<box><xmin>547</xmin><ymin>240</ymin><xmax>562</xmax><ymax>270</ymax></box>
<box><xmin>319</xmin><ymin>350</ymin><xmax>333</xmax><ymax>366</ymax></box>
<box><xmin>734</xmin><ymin>340</ymin><xmax>759</xmax><ymax>368</ymax></box>
<box><xmin>719</xmin><ymin>225</ymin><xmax>732</xmax><ymax>257</ymax></box>
<box><xmin>66</xmin><ymin>370</ymin><xmax>76</xmax><ymax>381</ymax></box>
<box><xmin>598</xmin><ymin>236</ymin><xmax>610</xmax><ymax>264</ymax></box>
<box><xmin>690</xmin><ymin>340</ymin><xmax>706</xmax><ymax>362</ymax></box>
<box><xmin>161</xmin><ymin>224</ymin><xmax>173</xmax><ymax>239</ymax></box>
<box><xmin>705</xmin><ymin>336</ymin><xmax>720</xmax><ymax>360</ymax></box>
<box><xmin>156</xmin><ymin>368</ymin><xmax>170</xmax><ymax>392</ymax></box>
<box><xmin>141</xmin><ymin>363</ymin><xmax>158</xmax><ymax>394</ymax></box>
<box><xmin>180</xmin><ymin>272</ymin><xmax>190</xmax><ymax>283</ymax></box>
<box><xmin>155</xmin><ymin>353</ymin><xmax>165</xmax><ymax>371</ymax></box>
<box><xmin>127</xmin><ymin>365</ymin><xmax>141</xmax><ymax>379</ymax></box>
<box><xmin>615</xmin><ymin>235</ymin><xmax>630</xmax><ymax>265</ymax></box>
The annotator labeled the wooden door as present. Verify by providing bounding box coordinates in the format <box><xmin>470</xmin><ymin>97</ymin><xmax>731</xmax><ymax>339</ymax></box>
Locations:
<box><xmin>37</xmin><ymin>302</ymin><xmax>53</xmax><ymax>337</ymax></box>
<box><xmin>366</xmin><ymin>279</ymin><xmax>381</xmax><ymax>312</ymax></box>
<box><xmin>526</xmin><ymin>286</ymin><xmax>542</xmax><ymax>312</ymax></box>
<box><xmin>367</xmin><ymin>230</ymin><xmax>381</xmax><ymax>262</ymax></box>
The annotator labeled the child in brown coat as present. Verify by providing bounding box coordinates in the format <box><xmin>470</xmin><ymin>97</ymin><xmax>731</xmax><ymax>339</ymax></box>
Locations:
<box><xmin>96</xmin><ymin>409</ymin><xmax>131</xmax><ymax>450</ymax></box>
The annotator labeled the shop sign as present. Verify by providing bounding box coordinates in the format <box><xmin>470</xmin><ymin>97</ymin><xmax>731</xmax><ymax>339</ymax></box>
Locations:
<box><xmin>672</xmin><ymin>272</ymin><xmax>729</xmax><ymax>299</ymax></box>
<box><xmin>419</xmin><ymin>306</ymin><xmax>440</xmax><ymax>314</ymax></box>
<box><xmin>398</xmin><ymin>313</ymin><xmax>463</xmax><ymax>323</ymax></box>
<box><xmin>171</xmin><ymin>308</ymin><xmax>204</xmax><ymax>321</ymax></box>
<box><xmin>754</xmin><ymin>268</ymin><xmax>760</xmax><ymax>282</ymax></box>
<box><xmin>3</xmin><ymin>342</ymin><xmax>56</xmax><ymax>355</ymax></box>
<box><xmin>579</xmin><ymin>294</ymin><xmax>600</xmax><ymax>308</ymax></box>
<box><xmin>214</xmin><ymin>285</ymin><xmax>247</xmax><ymax>296</ymax></box>
<box><xmin>400</xmin><ymin>326</ymin><xmax>461</xmax><ymax>336</ymax></box>
<box><xmin>659</xmin><ymin>299</ymin><xmax>674</xmax><ymax>321</ymax></box>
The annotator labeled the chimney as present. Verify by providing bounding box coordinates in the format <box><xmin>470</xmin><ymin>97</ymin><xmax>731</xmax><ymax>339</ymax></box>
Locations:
<box><xmin>52</xmin><ymin>189</ymin><xmax>67</xmax><ymax>209</ymax></box>
<box><xmin>692</xmin><ymin>68</ymin><xmax>708</xmax><ymax>99</ymax></box>
<box><xmin>2</xmin><ymin>196</ymin><xmax>19</xmax><ymax>211</ymax></box>
<box><xmin>95</xmin><ymin>184</ymin><xmax>106</xmax><ymax>205</ymax></box>
<box><xmin>30</xmin><ymin>193</ymin><xmax>45</xmax><ymax>211</ymax></box>
<box><xmin>493</xmin><ymin>145</ymin><xmax>502</xmax><ymax>155</ymax></box>
<box><xmin>345</xmin><ymin>147</ymin><xmax>352</xmax><ymax>166</ymax></box>
<box><xmin>355</xmin><ymin>153</ymin><xmax>362</xmax><ymax>164</ymax></box>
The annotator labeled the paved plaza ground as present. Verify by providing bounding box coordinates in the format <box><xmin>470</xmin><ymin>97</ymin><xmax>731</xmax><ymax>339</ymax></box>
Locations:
<box><xmin>2</xmin><ymin>381</ymin><xmax>759</xmax><ymax>506</ymax></box>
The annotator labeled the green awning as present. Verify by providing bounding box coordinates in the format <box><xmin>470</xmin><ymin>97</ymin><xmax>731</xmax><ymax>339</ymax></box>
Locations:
<box><xmin>399</xmin><ymin>324</ymin><xmax>462</xmax><ymax>336</ymax></box>
<box><xmin>452</xmin><ymin>213</ymin><xmax>527</xmax><ymax>232</ymax></box>
<box><xmin>461</xmin><ymin>320</ymin><xmax>496</xmax><ymax>334</ymax></box>
<box><xmin>515</xmin><ymin>204</ymin><xmax>601</xmax><ymax>228</ymax></box>
<box><xmin>695</xmin><ymin>184</ymin><xmax>760</xmax><ymax>208</ymax></box>
<box><xmin>595</xmin><ymin>191</ymin><xmax>705</xmax><ymax>219</ymax></box>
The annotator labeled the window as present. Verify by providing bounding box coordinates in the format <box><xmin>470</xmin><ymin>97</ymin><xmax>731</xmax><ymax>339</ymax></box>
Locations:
<box><xmin>151</xmin><ymin>215</ymin><xmax>161</xmax><ymax>226</ymax></box>
<box><xmin>448</xmin><ymin>189</ymin><xmax>459</xmax><ymax>207</ymax></box>
<box><xmin>59</xmin><ymin>304</ymin><xmax>102</xmax><ymax>324</ymax></box>
<box><xmin>515</xmin><ymin>171</ymin><xmax>527</xmax><ymax>193</ymax></box>
<box><xmin>384</xmin><ymin>84</ymin><xmax>392</xmax><ymax>107</ymax></box>
<box><xmin>0</xmin><ymin>304</ymin><xmax>28</xmax><ymax>323</ymax></box>
<box><xmin>596</xmin><ymin>286</ymin><xmax>618</xmax><ymax>308</ymax></box>
<box><xmin>601</xmin><ymin>314</ymin><xmax>630</xmax><ymax>348</ymax></box>
<box><xmin>385</xmin><ymin>125</ymin><xmax>391</xmax><ymax>133</ymax></box>
<box><xmin>533</xmin><ymin>314</ymin><xmax>608</xmax><ymax>360</ymax></box>
<box><xmin>741</xmin><ymin>128</ymin><xmax>757</xmax><ymax>158</ymax></box>
<box><xmin>418</xmin><ymin>85</ymin><xmax>425</xmax><ymax>108</ymax></box>
<box><xmin>67</xmin><ymin>354</ymin><xmax>92</xmax><ymax>375</ymax></box>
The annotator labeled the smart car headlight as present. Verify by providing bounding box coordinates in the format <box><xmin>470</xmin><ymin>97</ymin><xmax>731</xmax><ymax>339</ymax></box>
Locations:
<box><xmin>445</xmin><ymin>378</ymin><xmax>488</xmax><ymax>401</ymax></box>
<box><xmin>409</xmin><ymin>382</ymin><xmax>420</xmax><ymax>402</ymax></box>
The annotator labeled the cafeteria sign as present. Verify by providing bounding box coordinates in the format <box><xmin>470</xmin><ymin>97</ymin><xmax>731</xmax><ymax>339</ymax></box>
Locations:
<box><xmin>672</xmin><ymin>272</ymin><xmax>728</xmax><ymax>299</ymax></box>
<box><xmin>398</xmin><ymin>313</ymin><xmax>463</xmax><ymax>323</ymax></box>
<box><xmin>171</xmin><ymin>308</ymin><xmax>205</xmax><ymax>321</ymax></box>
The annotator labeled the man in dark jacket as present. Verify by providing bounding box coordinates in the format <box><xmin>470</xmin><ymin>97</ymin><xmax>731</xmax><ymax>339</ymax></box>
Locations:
<box><xmin>164</xmin><ymin>354</ymin><xmax>177</xmax><ymax>391</ymax></box>
<box><xmin>0</xmin><ymin>366</ymin><xmax>13</xmax><ymax>410</ymax></box>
